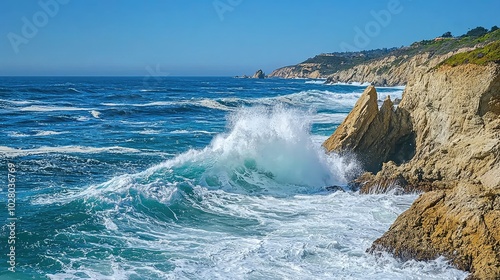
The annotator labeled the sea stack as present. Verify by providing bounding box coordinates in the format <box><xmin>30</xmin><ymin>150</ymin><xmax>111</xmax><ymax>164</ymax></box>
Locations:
<box><xmin>252</xmin><ymin>69</ymin><xmax>265</xmax><ymax>79</ymax></box>
<box><xmin>323</xmin><ymin>42</ymin><xmax>500</xmax><ymax>279</ymax></box>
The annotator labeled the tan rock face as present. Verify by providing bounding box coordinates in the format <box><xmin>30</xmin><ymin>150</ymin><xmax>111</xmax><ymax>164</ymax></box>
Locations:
<box><xmin>371</xmin><ymin>183</ymin><xmax>500</xmax><ymax>280</ymax></box>
<box><xmin>323</xmin><ymin>62</ymin><xmax>500</xmax><ymax>279</ymax></box>
<box><xmin>268</xmin><ymin>63</ymin><xmax>328</xmax><ymax>79</ymax></box>
<box><xmin>322</xmin><ymin>86</ymin><xmax>414</xmax><ymax>173</ymax></box>
<box><xmin>396</xmin><ymin>64</ymin><xmax>500</xmax><ymax>190</ymax></box>
<box><xmin>270</xmin><ymin>48</ymin><xmax>475</xmax><ymax>85</ymax></box>
<box><xmin>374</xmin><ymin>63</ymin><xmax>500</xmax><ymax>279</ymax></box>
<box><xmin>322</xmin><ymin>86</ymin><xmax>378</xmax><ymax>152</ymax></box>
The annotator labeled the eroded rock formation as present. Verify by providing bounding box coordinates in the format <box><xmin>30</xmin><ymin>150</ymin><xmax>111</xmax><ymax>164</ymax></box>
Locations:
<box><xmin>323</xmin><ymin>53</ymin><xmax>500</xmax><ymax>278</ymax></box>
<box><xmin>252</xmin><ymin>69</ymin><xmax>265</xmax><ymax>79</ymax></box>
<box><xmin>322</xmin><ymin>86</ymin><xmax>414</xmax><ymax>173</ymax></box>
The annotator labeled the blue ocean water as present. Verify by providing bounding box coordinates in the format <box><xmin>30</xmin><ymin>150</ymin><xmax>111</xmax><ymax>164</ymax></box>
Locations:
<box><xmin>0</xmin><ymin>77</ymin><xmax>467</xmax><ymax>279</ymax></box>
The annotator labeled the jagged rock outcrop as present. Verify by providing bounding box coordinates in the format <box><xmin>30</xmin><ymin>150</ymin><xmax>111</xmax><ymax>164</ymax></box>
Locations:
<box><xmin>268</xmin><ymin>63</ymin><xmax>322</xmax><ymax>79</ymax></box>
<box><xmin>369</xmin><ymin>62</ymin><xmax>500</xmax><ymax>279</ymax></box>
<box><xmin>322</xmin><ymin>86</ymin><xmax>414</xmax><ymax>173</ymax></box>
<box><xmin>323</xmin><ymin>52</ymin><xmax>500</xmax><ymax>279</ymax></box>
<box><xmin>252</xmin><ymin>69</ymin><xmax>265</xmax><ymax>79</ymax></box>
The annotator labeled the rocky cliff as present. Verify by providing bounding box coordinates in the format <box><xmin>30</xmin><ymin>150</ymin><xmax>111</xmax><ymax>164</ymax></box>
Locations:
<box><xmin>269</xmin><ymin>51</ymin><xmax>470</xmax><ymax>86</ymax></box>
<box><xmin>268</xmin><ymin>63</ymin><xmax>323</xmax><ymax>79</ymax></box>
<box><xmin>269</xmin><ymin>29</ymin><xmax>500</xmax><ymax>86</ymax></box>
<box><xmin>323</xmin><ymin>43</ymin><xmax>500</xmax><ymax>279</ymax></box>
<box><xmin>324</xmin><ymin>51</ymin><xmax>468</xmax><ymax>86</ymax></box>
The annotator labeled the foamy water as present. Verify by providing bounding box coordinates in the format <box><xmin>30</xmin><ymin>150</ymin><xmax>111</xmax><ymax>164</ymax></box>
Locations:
<box><xmin>0</xmin><ymin>77</ymin><xmax>467</xmax><ymax>279</ymax></box>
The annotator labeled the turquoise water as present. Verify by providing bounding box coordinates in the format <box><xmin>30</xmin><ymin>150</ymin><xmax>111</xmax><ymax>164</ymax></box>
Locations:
<box><xmin>0</xmin><ymin>77</ymin><xmax>466</xmax><ymax>279</ymax></box>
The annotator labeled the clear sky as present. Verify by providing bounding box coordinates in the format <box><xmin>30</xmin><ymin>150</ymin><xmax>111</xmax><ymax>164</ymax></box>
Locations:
<box><xmin>1</xmin><ymin>0</ymin><xmax>499</xmax><ymax>76</ymax></box>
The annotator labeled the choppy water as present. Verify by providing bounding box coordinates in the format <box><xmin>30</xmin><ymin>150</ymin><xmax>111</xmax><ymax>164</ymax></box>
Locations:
<box><xmin>0</xmin><ymin>77</ymin><xmax>467</xmax><ymax>279</ymax></box>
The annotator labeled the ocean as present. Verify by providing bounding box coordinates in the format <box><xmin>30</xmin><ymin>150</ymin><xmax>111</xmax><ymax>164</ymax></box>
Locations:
<box><xmin>0</xmin><ymin>77</ymin><xmax>467</xmax><ymax>279</ymax></box>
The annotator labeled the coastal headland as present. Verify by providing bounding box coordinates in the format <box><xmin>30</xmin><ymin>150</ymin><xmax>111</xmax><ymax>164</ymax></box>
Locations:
<box><xmin>271</xmin><ymin>30</ymin><xmax>500</xmax><ymax>279</ymax></box>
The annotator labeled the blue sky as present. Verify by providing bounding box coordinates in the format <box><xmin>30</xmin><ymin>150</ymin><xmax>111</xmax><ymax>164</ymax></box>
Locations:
<box><xmin>1</xmin><ymin>0</ymin><xmax>499</xmax><ymax>76</ymax></box>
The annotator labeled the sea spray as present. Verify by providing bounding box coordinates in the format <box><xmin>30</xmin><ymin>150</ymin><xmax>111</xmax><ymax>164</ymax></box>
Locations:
<box><xmin>208</xmin><ymin>105</ymin><xmax>352</xmax><ymax>193</ymax></box>
<box><xmin>3</xmin><ymin>77</ymin><xmax>466</xmax><ymax>279</ymax></box>
<box><xmin>37</xmin><ymin>104</ymin><xmax>358</xmax><ymax>205</ymax></box>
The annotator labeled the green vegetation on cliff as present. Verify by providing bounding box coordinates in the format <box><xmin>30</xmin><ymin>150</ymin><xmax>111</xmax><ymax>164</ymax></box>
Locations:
<box><xmin>440</xmin><ymin>40</ymin><xmax>500</xmax><ymax>67</ymax></box>
<box><xmin>400</xmin><ymin>28</ymin><xmax>500</xmax><ymax>57</ymax></box>
<box><xmin>271</xmin><ymin>27</ymin><xmax>500</xmax><ymax>78</ymax></box>
<box><xmin>298</xmin><ymin>48</ymin><xmax>397</xmax><ymax>75</ymax></box>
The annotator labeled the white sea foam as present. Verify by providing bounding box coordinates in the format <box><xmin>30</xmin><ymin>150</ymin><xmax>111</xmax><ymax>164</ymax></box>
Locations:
<box><xmin>46</xmin><ymin>190</ymin><xmax>468</xmax><ymax>280</ymax></box>
<box><xmin>101</xmin><ymin>101</ymin><xmax>173</xmax><ymax>107</ymax></box>
<box><xmin>0</xmin><ymin>99</ymin><xmax>36</xmax><ymax>105</ymax></box>
<box><xmin>377</xmin><ymin>90</ymin><xmax>404</xmax><ymax>101</ymax></box>
<box><xmin>312</xmin><ymin>112</ymin><xmax>349</xmax><ymax>124</ymax></box>
<box><xmin>330</xmin><ymin>81</ymin><xmax>373</xmax><ymax>86</ymax></box>
<box><xmin>103</xmin><ymin>216</ymin><xmax>118</xmax><ymax>231</ymax></box>
<box><xmin>8</xmin><ymin>130</ymin><xmax>68</xmax><ymax>137</ymax></box>
<box><xmin>19</xmin><ymin>105</ymin><xmax>90</xmax><ymax>112</ymax></box>
<box><xmin>8</xmin><ymin>132</ymin><xmax>30</xmax><ymax>137</ymax></box>
<box><xmin>90</xmin><ymin>110</ymin><xmax>101</xmax><ymax>118</ymax></box>
<box><xmin>137</xmin><ymin>129</ymin><xmax>161</xmax><ymax>135</ymax></box>
<box><xmin>76</xmin><ymin>116</ymin><xmax>90</xmax><ymax>122</ymax></box>
<box><xmin>68</xmin><ymin>87</ymin><xmax>83</xmax><ymax>93</ymax></box>
<box><xmin>100</xmin><ymin>88</ymin><xmax>402</xmax><ymax>115</ymax></box>
<box><xmin>273</xmin><ymin>88</ymin><xmax>403</xmax><ymax>110</ymax></box>
<box><xmin>170</xmin><ymin>129</ymin><xmax>215</xmax><ymax>135</ymax></box>
<box><xmin>39</xmin><ymin>104</ymin><xmax>467</xmax><ymax>280</ymax></box>
<box><xmin>58</xmin><ymin>105</ymin><xmax>356</xmax><ymax>203</ymax></box>
<box><xmin>35</xmin><ymin>130</ymin><xmax>67</xmax><ymax>136</ymax></box>
<box><xmin>197</xmin><ymin>99</ymin><xmax>232</xmax><ymax>111</ymax></box>
<box><xmin>0</xmin><ymin>145</ymin><xmax>142</xmax><ymax>157</ymax></box>
<box><xmin>311</xmin><ymin>135</ymin><xmax>329</xmax><ymax>145</ymax></box>
<box><xmin>304</xmin><ymin>79</ymin><xmax>326</xmax><ymax>84</ymax></box>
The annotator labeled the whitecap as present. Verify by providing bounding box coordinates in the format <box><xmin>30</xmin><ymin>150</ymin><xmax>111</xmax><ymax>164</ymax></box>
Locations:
<box><xmin>68</xmin><ymin>87</ymin><xmax>83</xmax><ymax>93</ymax></box>
<box><xmin>196</xmin><ymin>99</ymin><xmax>232</xmax><ymax>111</ymax></box>
<box><xmin>8</xmin><ymin>132</ymin><xmax>30</xmax><ymax>137</ymax></box>
<box><xmin>20</xmin><ymin>105</ymin><xmax>90</xmax><ymax>112</ymax></box>
<box><xmin>90</xmin><ymin>110</ymin><xmax>101</xmax><ymax>118</ymax></box>
<box><xmin>170</xmin><ymin>129</ymin><xmax>215</xmax><ymax>135</ymax></box>
<box><xmin>305</xmin><ymin>79</ymin><xmax>326</xmax><ymax>84</ymax></box>
<box><xmin>137</xmin><ymin>129</ymin><xmax>161</xmax><ymax>135</ymax></box>
<box><xmin>8</xmin><ymin>130</ymin><xmax>68</xmax><ymax>137</ymax></box>
<box><xmin>330</xmin><ymin>81</ymin><xmax>372</xmax><ymax>86</ymax></box>
<box><xmin>0</xmin><ymin>145</ymin><xmax>142</xmax><ymax>157</ymax></box>
<box><xmin>0</xmin><ymin>99</ymin><xmax>36</xmax><ymax>105</ymax></box>
<box><xmin>34</xmin><ymin>130</ymin><xmax>68</xmax><ymax>136</ymax></box>
<box><xmin>77</xmin><ymin>116</ymin><xmax>90</xmax><ymax>122</ymax></box>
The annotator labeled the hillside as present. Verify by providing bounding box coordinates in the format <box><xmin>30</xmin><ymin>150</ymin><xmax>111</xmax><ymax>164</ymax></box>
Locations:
<box><xmin>269</xmin><ymin>27</ymin><xmax>500</xmax><ymax>86</ymax></box>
